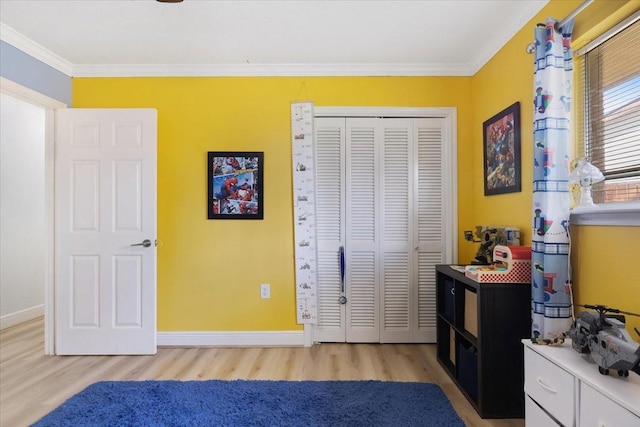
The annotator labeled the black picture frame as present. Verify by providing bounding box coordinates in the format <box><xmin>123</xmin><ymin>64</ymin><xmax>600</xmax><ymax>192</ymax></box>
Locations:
<box><xmin>483</xmin><ymin>102</ymin><xmax>521</xmax><ymax>196</ymax></box>
<box><xmin>207</xmin><ymin>151</ymin><xmax>264</xmax><ymax>219</ymax></box>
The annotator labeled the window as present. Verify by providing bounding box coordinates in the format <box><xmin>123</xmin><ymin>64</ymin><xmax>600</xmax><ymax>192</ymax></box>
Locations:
<box><xmin>577</xmin><ymin>16</ymin><xmax>640</xmax><ymax>205</ymax></box>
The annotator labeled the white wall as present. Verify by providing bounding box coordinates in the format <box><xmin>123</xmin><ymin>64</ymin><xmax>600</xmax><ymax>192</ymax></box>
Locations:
<box><xmin>0</xmin><ymin>92</ymin><xmax>45</xmax><ymax>328</ymax></box>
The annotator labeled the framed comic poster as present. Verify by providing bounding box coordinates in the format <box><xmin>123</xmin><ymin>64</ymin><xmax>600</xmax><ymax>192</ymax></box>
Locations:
<box><xmin>483</xmin><ymin>102</ymin><xmax>521</xmax><ymax>196</ymax></box>
<box><xmin>208</xmin><ymin>151</ymin><xmax>264</xmax><ymax>219</ymax></box>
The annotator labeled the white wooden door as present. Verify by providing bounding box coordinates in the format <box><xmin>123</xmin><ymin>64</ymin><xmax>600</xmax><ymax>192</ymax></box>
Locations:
<box><xmin>413</xmin><ymin>118</ymin><xmax>446</xmax><ymax>343</ymax></box>
<box><xmin>314</xmin><ymin>117</ymin><xmax>381</xmax><ymax>343</ymax></box>
<box><xmin>314</xmin><ymin>116</ymin><xmax>446</xmax><ymax>344</ymax></box>
<box><xmin>314</xmin><ymin>118</ymin><xmax>346</xmax><ymax>342</ymax></box>
<box><xmin>55</xmin><ymin>109</ymin><xmax>157</xmax><ymax>355</ymax></box>
<box><xmin>379</xmin><ymin>118</ymin><xmax>445</xmax><ymax>343</ymax></box>
<box><xmin>345</xmin><ymin>118</ymin><xmax>380</xmax><ymax>342</ymax></box>
<box><xmin>379</xmin><ymin>118</ymin><xmax>414</xmax><ymax>343</ymax></box>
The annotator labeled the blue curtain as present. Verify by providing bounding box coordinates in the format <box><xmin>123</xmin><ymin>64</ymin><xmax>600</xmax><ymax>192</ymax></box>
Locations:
<box><xmin>531</xmin><ymin>19</ymin><xmax>574</xmax><ymax>341</ymax></box>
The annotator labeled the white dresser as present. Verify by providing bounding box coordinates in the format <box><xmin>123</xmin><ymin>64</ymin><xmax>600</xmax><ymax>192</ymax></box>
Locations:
<box><xmin>523</xmin><ymin>339</ymin><xmax>640</xmax><ymax>426</ymax></box>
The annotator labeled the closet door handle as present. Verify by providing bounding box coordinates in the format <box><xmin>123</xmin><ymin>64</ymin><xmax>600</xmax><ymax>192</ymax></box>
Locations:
<box><xmin>339</xmin><ymin>246</ymin><xmax>347</xmax><ymax>304</ymax></box>
<box><xmin>339</xmin><ymin>246</ymin><xmax>345</xmax><ymax>292</ymax></box>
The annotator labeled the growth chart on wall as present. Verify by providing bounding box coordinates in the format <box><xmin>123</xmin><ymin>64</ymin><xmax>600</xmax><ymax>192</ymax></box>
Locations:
<box><xmin>291</xmin><ymin>101</ymin><xmax>318</xmax><ymax>324</ymax></box>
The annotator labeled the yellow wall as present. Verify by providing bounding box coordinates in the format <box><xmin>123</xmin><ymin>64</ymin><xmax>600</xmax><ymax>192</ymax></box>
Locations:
<box><xmin>72</xmin><ymin>0</ymin><xmax>640</xmax><ymax>334</ymax></box>
<box><xmin>471</xmin><ymin>0</ymin><xmax>640</xmax><ymax>332</ymax></box>
<box><xmin>72</xmin><ymin>77</ymin><xmax>473</xmax><ymax>331</ymax></box>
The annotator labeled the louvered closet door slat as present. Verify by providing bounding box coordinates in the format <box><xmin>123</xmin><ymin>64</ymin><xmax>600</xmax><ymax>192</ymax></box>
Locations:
<box><xmin>316</xmin><ymin>253</ymin><xmax>342</xmax><ymax>328</ymax></box>
<box><xmin>417</xmin><ymin>124</ymin><xmax>444</xmax><ymax>245</ymax></box>
<box><xmin>316</xmin><ymin>125</ymin><xmax>342</xmax><ymax>242</ymax></box>
<box><xmin>383</xmin><ymin>253</ymin><xmax>410</xmax><ymax>328</ymax></box>
<box><xmin>313</xmin><ymin>117</ymin><xmax>345</xmax><ymax>342</ymax></box>
<box><xmin>348</xmin><ymin>252</ymin><xmax>377</xmax><ymax>328</ymax></box>
<box><xmin>383</xmin><ymin>126</ymin><xmax>410</xmax><ymax>241</ymax></box>
<box><xmin>348</xmin><ymin>126</ymin><xmax>376</xmax><ymax>242</ymax></box>
<box><xmin>345</xmin><ymin>119</ymin><xmax>379</xmax><ymax>343</ymax></box>
<box><xmin>415</xmin><ymin>118</ymin><xmax>446</xmax><ymax>343</ymax></box>
<box><xmin>418</xmin><ymin>252</ymin><xmax>441</xmax><ymax>339</ymax></box>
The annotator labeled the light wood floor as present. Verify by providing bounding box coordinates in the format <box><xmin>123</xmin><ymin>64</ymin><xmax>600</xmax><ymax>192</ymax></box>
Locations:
<box><xmin>0</xmin><ymin>318</ymin><xmax>524</xmax><ymax>427</ymax></box>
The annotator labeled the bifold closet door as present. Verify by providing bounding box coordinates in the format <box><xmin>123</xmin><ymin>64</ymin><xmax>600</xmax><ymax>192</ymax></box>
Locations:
<box><xmin>313</xmin><ymin>116</ymin><xmax>445</xmax><ymax>343</ymax></box>
<box><xmin>344</xmin><ymin>118</ymin><xmax>380</xmax><ymax>343</ymax></box>
<box><xmin>378</xmin><ymin>118</ymin><xmax>414</xmax><ymax>343</ymax></box>
<box><xmin>313</xmin><ymin>117</ymin><xmax>380</xmax><ymax>343</ymax></box>
<box><xmin>380</xmin><ymin>118</ymin><xmax>445</xmax><ymax>343</ymax></box>
<box><xmin>413</xmin><ymin>118</ymin><xmax>446</xmax><ymax>343</ymax></box>
<box><xmin>314</xmin><ymin>118</ymin><xmax>346</xmax><ymax>343</ymax></box>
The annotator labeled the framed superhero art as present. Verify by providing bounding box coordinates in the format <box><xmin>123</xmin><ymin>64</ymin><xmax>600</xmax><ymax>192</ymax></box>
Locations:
<box><xmin>207</xmin><ymin>151</ymin><xmax>264</xmax><ymax>219</ymax></box>
<box><xmin>482</xmin><ymin>102</ymin><xmax>521</xmax><ymax>196</ymax></box>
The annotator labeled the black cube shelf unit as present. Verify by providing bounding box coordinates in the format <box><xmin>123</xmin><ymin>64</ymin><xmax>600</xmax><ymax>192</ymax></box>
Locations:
<box><xmin>436</xmin><ymin>265</ymin><xmax>531</xmax><ymax>419</ymax></box>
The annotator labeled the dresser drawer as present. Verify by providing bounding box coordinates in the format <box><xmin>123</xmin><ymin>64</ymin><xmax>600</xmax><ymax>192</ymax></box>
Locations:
<box><xmin>579</xmin><ymin>382</ymin><xmax>640</xmax><ymax>427</ymax></box>
<box><xmin>525</xmin><ymin>395</ymin><xmax>562</xmax><ymax>427</ymax></box>
<box><xmin>524</xmin><ymin>347</ymin><xmax>575</xmax><ymax>427</ymax></box>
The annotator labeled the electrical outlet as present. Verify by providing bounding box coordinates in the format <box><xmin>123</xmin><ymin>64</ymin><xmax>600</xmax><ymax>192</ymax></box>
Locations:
<box><xmin>260</xmin><ymin>283</ymin><xmax>270</xmax><ymax>299</ymax></box>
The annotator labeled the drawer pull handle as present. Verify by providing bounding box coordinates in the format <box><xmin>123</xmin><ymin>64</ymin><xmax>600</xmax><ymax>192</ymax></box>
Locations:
<box><xmin>536</xmin><ymin>377</ymin><xmax>557</xmax><ymax>394</ymax></box>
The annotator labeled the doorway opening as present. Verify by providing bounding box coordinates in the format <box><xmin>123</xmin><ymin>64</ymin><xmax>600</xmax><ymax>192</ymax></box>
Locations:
<box><xmin>1</xmin><ymin>77</ymin><xmax>67</xmax><ymax>354</ymax></box>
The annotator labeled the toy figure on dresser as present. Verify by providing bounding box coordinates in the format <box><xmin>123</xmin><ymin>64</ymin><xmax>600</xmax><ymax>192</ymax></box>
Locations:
<box><xmin>568</xmin><ymin>304</ymin><xmax>640</xmax><ymax>377</ymax></box>
<box><xmin>465</xmin><ymin>226</ymin><xmax>520</xmax><ymax>264</ymax></box>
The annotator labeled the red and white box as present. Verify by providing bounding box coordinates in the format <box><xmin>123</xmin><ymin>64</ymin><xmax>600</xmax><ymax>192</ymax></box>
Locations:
<box><xmin>464</xmin><ymin>245</ymin><xmax>531</xmax><ymax>283</ymax></box>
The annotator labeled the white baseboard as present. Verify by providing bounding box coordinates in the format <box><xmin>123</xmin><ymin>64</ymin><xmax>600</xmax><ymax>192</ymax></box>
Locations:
<box><xmin>157</xmin><ymin>330</ymin><xmax>305</xmax><ymax>347</ymax></box>
<box><xmin>0</xmin><ymin>304</ymin><xmax>44</xmax><ymax>330</ymax></box>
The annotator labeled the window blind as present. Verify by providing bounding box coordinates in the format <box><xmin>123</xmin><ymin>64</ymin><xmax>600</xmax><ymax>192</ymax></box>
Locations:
<box><xmin>576</xmin><ymin>19</ymin><xmax>640</xmax><ymax>204</ymax></box>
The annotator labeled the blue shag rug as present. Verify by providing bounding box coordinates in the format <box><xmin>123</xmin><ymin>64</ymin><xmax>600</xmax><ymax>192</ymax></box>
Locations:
<box><xmin>32</xmin><ymin>380</ymin><xmax>465</xmax><ymax>426</ymax></box>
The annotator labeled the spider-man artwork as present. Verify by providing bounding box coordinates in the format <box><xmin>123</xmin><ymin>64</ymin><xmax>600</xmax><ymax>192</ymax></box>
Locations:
<box><xmin>208</xmin><ymin>152</ymin><xmax>263</xmax><ymax>219</ymax></box>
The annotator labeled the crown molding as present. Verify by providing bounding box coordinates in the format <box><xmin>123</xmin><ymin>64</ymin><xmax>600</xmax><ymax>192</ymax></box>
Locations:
<box><xmin>5</xmin><ymin>18</ymin><xmax>537</xmax><ymax>78</ymax></box>
<box><xmin>0</xmin><ymin>23</ymin><xmax>73</xmax><ymax>77</ymax></box>
<box><xmin>72</xmin><ymin>62</ymin><xmax>474</xmax><ymax>77</ymax></box>
<box><xmin>468</xmin><ymin>0</ymin><xmax>549</xmax><ymax>74</ymax></box>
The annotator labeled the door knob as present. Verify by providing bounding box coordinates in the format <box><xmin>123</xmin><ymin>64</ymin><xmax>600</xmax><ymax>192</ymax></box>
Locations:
<box><xmin>131</xmin><ymin>239</ymin><xmax>152</xmax><ymax>248</ymax></box>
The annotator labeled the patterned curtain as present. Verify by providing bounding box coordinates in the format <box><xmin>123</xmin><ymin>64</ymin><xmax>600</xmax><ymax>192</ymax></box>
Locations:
<box><xmin>531</xmin><ymin>19</ymin><xmax>574</xmax><ymax>341</ymax></box>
